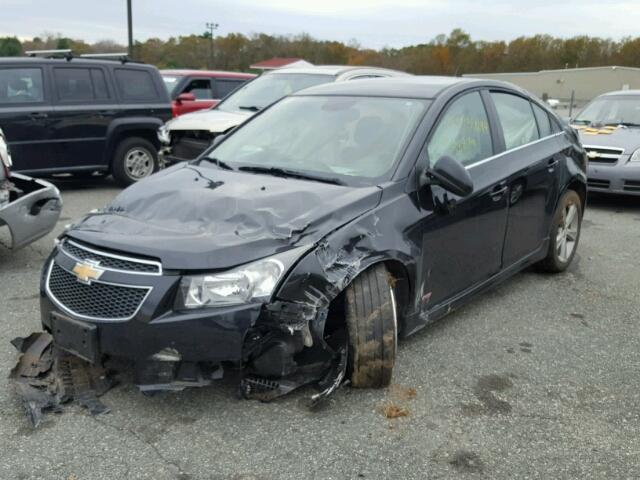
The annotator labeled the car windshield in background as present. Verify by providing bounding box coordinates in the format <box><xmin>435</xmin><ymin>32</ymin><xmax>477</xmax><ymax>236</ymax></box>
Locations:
<box><xmin>216</xmin><ymin>73</ymin><xmax>335</xmax><ymax>113</ymax></box>
<box><xmin>207</xmin><ymin>95</ymin><xmax>430</xmax><ymax>184</ymax></box>
<box><xmin>161</xmin><ymin>75</ymin><xmax>180</xmax><ymax>95</ymax></box>
<box><xmin>574</xmin><ymin>96</ymin><xmax>640</xmax><ymax>126</ymax></box>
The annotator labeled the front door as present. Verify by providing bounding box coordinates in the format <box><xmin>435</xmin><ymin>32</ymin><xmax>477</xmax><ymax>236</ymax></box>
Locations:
<box><xmin>417</xmin><ymin>90</ymin><xmax>510</xmax><ymax>309</ymax></box>
<box><xmin>174</xmin><ymin>77</ymin><xmax>216</xmax><ymax>115</ymax></box>
<box><xmin>0</xmin><ymin>65</ymin><xmax>55</xmax><ymax>172</ymax></box>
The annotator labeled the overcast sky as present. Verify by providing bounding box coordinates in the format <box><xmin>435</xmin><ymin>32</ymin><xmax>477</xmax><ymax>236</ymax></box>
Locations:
<box><xmin>1</xmin><ymin>0</ymin><xmax>639</xmax><ymax>49</ymax></box>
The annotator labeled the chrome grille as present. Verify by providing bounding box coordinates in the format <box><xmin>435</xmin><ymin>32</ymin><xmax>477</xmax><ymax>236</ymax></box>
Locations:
<box><xmin>583</xmin><ymin>145</ymin><xmax>624</xmax><ymax>164</ymax></box>
<box><xmin>47</xmin><ymin>262</ymin><xmax>151</xmax><ymax>321</ymax></box>
<box><xmin>60</xmin><ymin>238</ymin><xmax>161</xmax><ymax>275</ymax></box>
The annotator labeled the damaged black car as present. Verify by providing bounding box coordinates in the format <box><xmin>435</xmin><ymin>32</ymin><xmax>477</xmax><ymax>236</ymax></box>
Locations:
<box><xmin>37</xmin><ymin>77</ymin><xmax>587</xmax><ymax>402</ymax></box>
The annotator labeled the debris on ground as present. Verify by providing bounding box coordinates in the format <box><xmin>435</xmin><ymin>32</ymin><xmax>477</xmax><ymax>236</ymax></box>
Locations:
<box><xmin>9</xmin><ymin>332</ymin><xmax>114</xmax><ymax>428</ymax></box>
<box><xmin>378</xmin><ymin>383</ymin><xmax>418</xmax><ymax>419</ymax></box>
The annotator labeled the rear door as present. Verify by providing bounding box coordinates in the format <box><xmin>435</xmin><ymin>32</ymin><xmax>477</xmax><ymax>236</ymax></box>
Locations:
<box><xmin>49</xmin><ymin>65</ymin><xmax>114</xmax><ymax>170</ymax></box>
<box><xmin>0</xmin><ymin>65</ymin><xmax>54</xmax><ymax>172</ymax></box>
<box><xmin>488</xmin><ymin>91</ymin><xmax>561</xmax><ymax>266</ymax></box>
<box><xmin>418</xmin><ymin>89</ymin><xmax>510</xmax><ymax>308</ymax></box>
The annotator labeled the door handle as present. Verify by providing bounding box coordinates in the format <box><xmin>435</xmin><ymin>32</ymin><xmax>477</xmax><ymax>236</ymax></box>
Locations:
<box><xmin>29</xmin><ymin>112</ymin><xmax>48</xmax><ymax>119</ymax></box>
<box><xmin>490</xmin><ymin>183</ymin><xmax>508</xmax><ymax>201</ymax></box>
<box><xmin>98</xmin><ymin>110</ymin><xmax>117</xmax><ymax>117</ymax></box>
<box><xmin>547</xmin><ymin>158</ymin><xmax>559</xmax><ymax>172</ymax></box>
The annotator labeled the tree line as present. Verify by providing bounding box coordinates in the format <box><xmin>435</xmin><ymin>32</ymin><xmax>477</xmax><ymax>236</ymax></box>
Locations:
<box><xmin>2</xmin><ymin>29</ymin><xmax>640</xmax><ymax>75</ymax></box>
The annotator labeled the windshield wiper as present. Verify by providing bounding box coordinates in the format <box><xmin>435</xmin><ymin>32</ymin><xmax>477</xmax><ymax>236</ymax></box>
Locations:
<box><xmin>200</xmin><ymin>157</ymin><xmax>234</xmax><ymax>170</ymax></box>
<box><xmin>238</xmin><ymin>105</ymin><xmax>262</xmax><ymax>112</ymax></box>
<box><xmin>238</xmin><ymin>166</ymin><xmax>345</xmax><ymax>185</ymax></box>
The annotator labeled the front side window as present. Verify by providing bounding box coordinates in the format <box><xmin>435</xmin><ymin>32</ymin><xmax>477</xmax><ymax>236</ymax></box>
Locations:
<box><xmin>217</xmin><ymin>73</ymin><xmax>334</xmax><ymax>113</ymax></box>
<box><xmin>427</xmin><ymin>91</ymin><xmax>493</xmax><ymax>166</ymax></box>
<box><xmin>215</xmin><ymin>79</ymin><xmax>245</xmax><ymax>98</ymax></box>
<box><xmin>183</xmin><ymin>79</ymin><xmax>213</xmax><ymax>99</ymax></box>
<box><xmin>114</xmin><ymin>68</ymin><xmax>158</xmax><ymax>101</ymax></box>
<box><xmin>0</xmin><ymin>68</ymin><xmax>44</xmax><ymax>104</ymax></box>
<box><xmin>492</xmin><ymin>92</ymin><xmax>539</xmax><ymax>150</ymax></box>
<box><xmin>208</xmin><ymin>95</ymin><xmax>429</xmax><ymax>184</ymax></box>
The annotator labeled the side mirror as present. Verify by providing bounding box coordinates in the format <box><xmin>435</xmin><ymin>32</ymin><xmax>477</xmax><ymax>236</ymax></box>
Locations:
<box><xmin>176</xmin><ymin>92</ymin><xmax>196</xmax><ymax>103</ymax></box>
<box><xmin>422</xmin><ymin>156</ymin><xmax>473</xmax><ymax>197</ymax></box>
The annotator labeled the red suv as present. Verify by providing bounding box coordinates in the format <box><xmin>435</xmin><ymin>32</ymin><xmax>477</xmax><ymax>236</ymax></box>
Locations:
<box><xmin>161</xmin><ymin>70</ymin><xmax>256</xmax><ymax>117</ymax></box>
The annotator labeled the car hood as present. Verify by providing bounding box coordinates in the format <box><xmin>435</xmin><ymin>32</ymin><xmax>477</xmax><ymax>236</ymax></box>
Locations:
<box><xmin>166</xmin><ymin>109</ymin><xmax>253</xmax><ymax>134</ymax></box>
<box><xmin>576</xmin><ymin>125</ymin><xmax>640</xmax><ymax>153</ymax></box>
<box><xmin>67</xmin><ymin>163</ymin><xmax>382</xmax><ymax>270</ymax></box>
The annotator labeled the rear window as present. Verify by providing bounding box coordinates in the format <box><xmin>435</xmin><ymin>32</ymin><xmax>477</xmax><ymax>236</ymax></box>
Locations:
<box><xmin>0</xmin><ymin>68</ymin><xmax>44</xmax><ymax>104</ymax></box>
<box><xmin>532</xmin><ymin>103</ymin><xmax>552</xmax><ymax>137</ymax></box>
<box><xmin>54</xmin><ymin>67</ymin><xmax>110</xmax><ymax>102</ymax></box>
<box><xmin>114</xmin><ymin>68</ymin><xmax>158</xmax><ymax>101</ymax></box>
<box><xmin>491</xmin><ymin>92</ymin><xmax>539</xmax><ymax>150</ymax></box>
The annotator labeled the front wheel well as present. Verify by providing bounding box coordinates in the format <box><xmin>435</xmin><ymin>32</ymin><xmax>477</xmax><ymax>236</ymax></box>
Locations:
<box><xmin>325</xmin><ymin>259</ymin><xmax>411</xmax><ymax>337</ymax></box>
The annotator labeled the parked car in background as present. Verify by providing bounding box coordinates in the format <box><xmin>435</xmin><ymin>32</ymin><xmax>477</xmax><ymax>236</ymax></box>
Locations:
<box><xmin>43</xmin><ymin>77</ymin><xmax>585</xmax><ymax>398</ymax></box>
<box><xmin>161</xmin><ymin>69</ymin><xmax>256</xmax><ymax>117</ymax></box>
<box><xmin>0</xmin><ymin>56</ymin><xmax>171</xmax><ymax>187</ymax></box>
<box><xmin>0</xmin><ymin>127</ymin><xmax>61</xmax><ymax>249</ymax></box>
<box><xmin>571</xmin><ymin>90</ymin><xmax>640</xmax><ymax>195</ymax></box>
<box><xmin>158</xmin><ymin>65</ymin><xmax>409</xmax><ymax>164</ymax></box>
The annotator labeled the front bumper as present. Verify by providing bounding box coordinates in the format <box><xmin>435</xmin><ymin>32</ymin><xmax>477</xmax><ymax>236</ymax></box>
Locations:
<box><xmin>0</xmin><ymin>173</ymin><xmax>62</xmax><ymax>249</ymax></box>
<box><xmin>40</xmin><ymin>245</ymin><xmax>263</xmax><ymax>364</ymax></box>
<box><xmin>587</xmin><ymin>162</ymin><xmax>640</xmax><ymax>195</ymax></box>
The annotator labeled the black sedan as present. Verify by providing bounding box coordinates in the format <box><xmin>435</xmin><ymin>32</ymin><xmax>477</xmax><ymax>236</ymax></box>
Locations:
<box><xmin>40</xmin><ymin>76</ymin><xmax>587</xmax><ymax>399</ymax></box>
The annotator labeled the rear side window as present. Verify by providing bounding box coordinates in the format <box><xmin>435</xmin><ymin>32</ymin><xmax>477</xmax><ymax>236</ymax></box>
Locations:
<box><xmin>532</xmin><ymin>103</ymin><xmax>552</xmax><ymax>137</ymax></box>
<box><xmin>183</xmin><ymin>78</ymin><xmax>213</xmax><ymax>99</ymax></box>
<box><xmin>215</xmin><ymin>79</ymin><xmax>244</xmax><ymax>98</ymax></box>
<box><xmin>54</xmin><ymin>68</ymin><xmax>111</xmax><ymax>102</ymax></box>
<box><xmin>491</xmin><ymin>92</ymin><xmax>539</xmax><ymax>149</ymax></box>
<box><xmin>427</xmin><ymin>91</ymin><xmax>493</xmax><ymax>167</ymax></box>
<box><xmin>0</xmin><ymin>68</ymin><xmax>44</xmax><ymax>104</ymax></box>
<box><xmin>114</xmin><ymin>68</ymin><xmax>158</xmax><ymax>101</ymax></box>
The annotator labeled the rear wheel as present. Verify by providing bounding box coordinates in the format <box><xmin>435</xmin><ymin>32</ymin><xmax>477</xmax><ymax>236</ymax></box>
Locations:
<box><xmin>345</xmin><ymin>263</ymin><xmax>398</xmax><ymax>388</ymax></box>
<box><xmin>536</xmin><ymin>189</ymin><xmax>582</xmax><ymax>272</ymax></box>
<box><xmin>111</xmin><ymin>137</ymin><xmax>158</xmax><ymax>187</ymax></box>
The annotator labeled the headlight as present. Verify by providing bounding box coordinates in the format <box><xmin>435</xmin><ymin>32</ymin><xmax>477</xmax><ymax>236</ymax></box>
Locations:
<box><xmin>157</xmin><ymin>125</ymin><xmax>171</xmax><ymax>145</ymax></box>
<box><xmin>629</xmin><ymin>148</ymin><xmax>640</xmax><ymax>163</ymax></box>
<box><xmin>177</xmin><ymin>246</ymin><xmax>310</xmax><ymax>309</ymax></box>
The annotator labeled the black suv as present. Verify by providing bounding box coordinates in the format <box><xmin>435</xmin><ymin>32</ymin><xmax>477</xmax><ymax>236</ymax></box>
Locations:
<box><xmin>0</xmin><ymin>56</ymin><xmax>171</xmax><ymax>186</ymax></box>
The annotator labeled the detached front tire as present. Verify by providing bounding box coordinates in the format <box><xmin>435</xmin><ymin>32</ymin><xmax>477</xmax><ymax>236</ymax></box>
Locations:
<box><xmin>345</xmin><ymin>263</ymin><xmax>398</xmax><ymax>388</ymax></box>
<box><xmin>536</xmin><ymin>189</ymin><xmax>583</xmax><ymax>272</ymax></box>
<box><xmin>111</xmin><ymin>137</ymin><xmax>158</xmax><ymax>187</ymax></box>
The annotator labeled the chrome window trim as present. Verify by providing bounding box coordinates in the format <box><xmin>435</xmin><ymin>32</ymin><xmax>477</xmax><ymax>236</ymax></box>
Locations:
<box><xmin>465</xmin><ymin>132</ymin><xmax>565</xmax><ymax>170</ymax></box>
<box><xmin>61</xmin><ymin>238</ymin><xmax>163</xmax><ymax>276</ymax></box>
<box><xmin>45</xmin><ymin>260</ymin><xmax>153</xmax><ymax>322</ymax></box>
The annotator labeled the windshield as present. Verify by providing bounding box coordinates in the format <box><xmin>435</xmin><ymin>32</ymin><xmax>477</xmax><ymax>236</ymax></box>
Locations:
<box><xmin>574</xmin><ymin>96</ymin><xmax>640</xmax><ymax>126</ymax></box>
<box><xmin>161</xmin><ymin>75</ymin><xmax>180</xmax><ymax>95</ymax></box>
<box><xmin>206</xmin><ymin>95</ymin><xmax>430</xmax><ymax>185</ymax></box>
<box><xmin>217</xmin><ymin>73</ymin><xmax>334</xmax><ymax>113</ymax></box>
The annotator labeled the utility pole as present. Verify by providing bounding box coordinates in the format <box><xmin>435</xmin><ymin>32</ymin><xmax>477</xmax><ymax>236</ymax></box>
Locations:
<box><xmin>206</xmin><ymin>22</ymin><xmax>219</xmax><ymax>69</ymax></box>
<box><xmin>127</xmin><ymin>0</ymin><xmax>133</xmax><ymax>57</ymax></box>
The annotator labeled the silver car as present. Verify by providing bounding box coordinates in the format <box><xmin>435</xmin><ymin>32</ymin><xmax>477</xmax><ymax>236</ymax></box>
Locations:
<box><xmin>0</xmin><ymin>128</ymin><xmax>62</xmax><ymax>249</ymax></box>
<box><xmin>572</xmin><ymin>90</ymin><xmax>640</xmax><ymax>195</ymax></box>
<box><xmin>158</xmin><ymin>65</ymin><xmax>410</xmax><ymax>164</ymax></box>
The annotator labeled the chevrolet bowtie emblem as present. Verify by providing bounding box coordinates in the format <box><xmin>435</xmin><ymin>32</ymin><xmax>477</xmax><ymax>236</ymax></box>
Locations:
<box><xmin>72</xmin><ymin>260</ymin><xmax>105</xmax><ymax>284</ymax></box>
<box><xmin>587</xmin><ymin>151</ymin><xmax>600</xmax><ymax>159</ymax></box>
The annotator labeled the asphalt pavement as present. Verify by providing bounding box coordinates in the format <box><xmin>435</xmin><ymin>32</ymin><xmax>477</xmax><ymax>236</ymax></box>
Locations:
<box><xmin>1</xmin><ymin>178</ymin><xmax>639</xmax><ymax>480</ymax></box>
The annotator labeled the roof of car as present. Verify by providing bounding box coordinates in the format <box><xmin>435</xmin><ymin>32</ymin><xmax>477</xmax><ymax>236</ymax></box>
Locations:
<box><xmin>0</xmin><ymin>56</ymin><xmax>154</xmax><ymax>68</ymax></box>
<box><xmin>160</xmin><ymin>69</ymin><xmax>256</xmax><ymax>79</ymax></box>
<box><xmin>600</xmin><ymin>89</ymin><xmax>640</xmax><ymax>97</ymax></box>
<box><xmin>293</xmin><ymin>75</ymin><xmax>485</xmax><ymax>99</ymax></box>
<box><xmin>265</xmin><ymin>65</ymin><xmax>406</xmax><ymax>77</ymax></box>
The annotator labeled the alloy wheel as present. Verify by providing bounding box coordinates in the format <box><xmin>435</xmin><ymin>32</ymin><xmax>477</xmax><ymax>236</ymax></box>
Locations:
<box><xmin>124</xmin><ymin>148</ymin><xmax>154</xmax><ymax>180</ymax></box>
<box><xmin>556</xmin><ymin>202</ymin><xmax>579</xmax><ymax>263</ymax></box>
